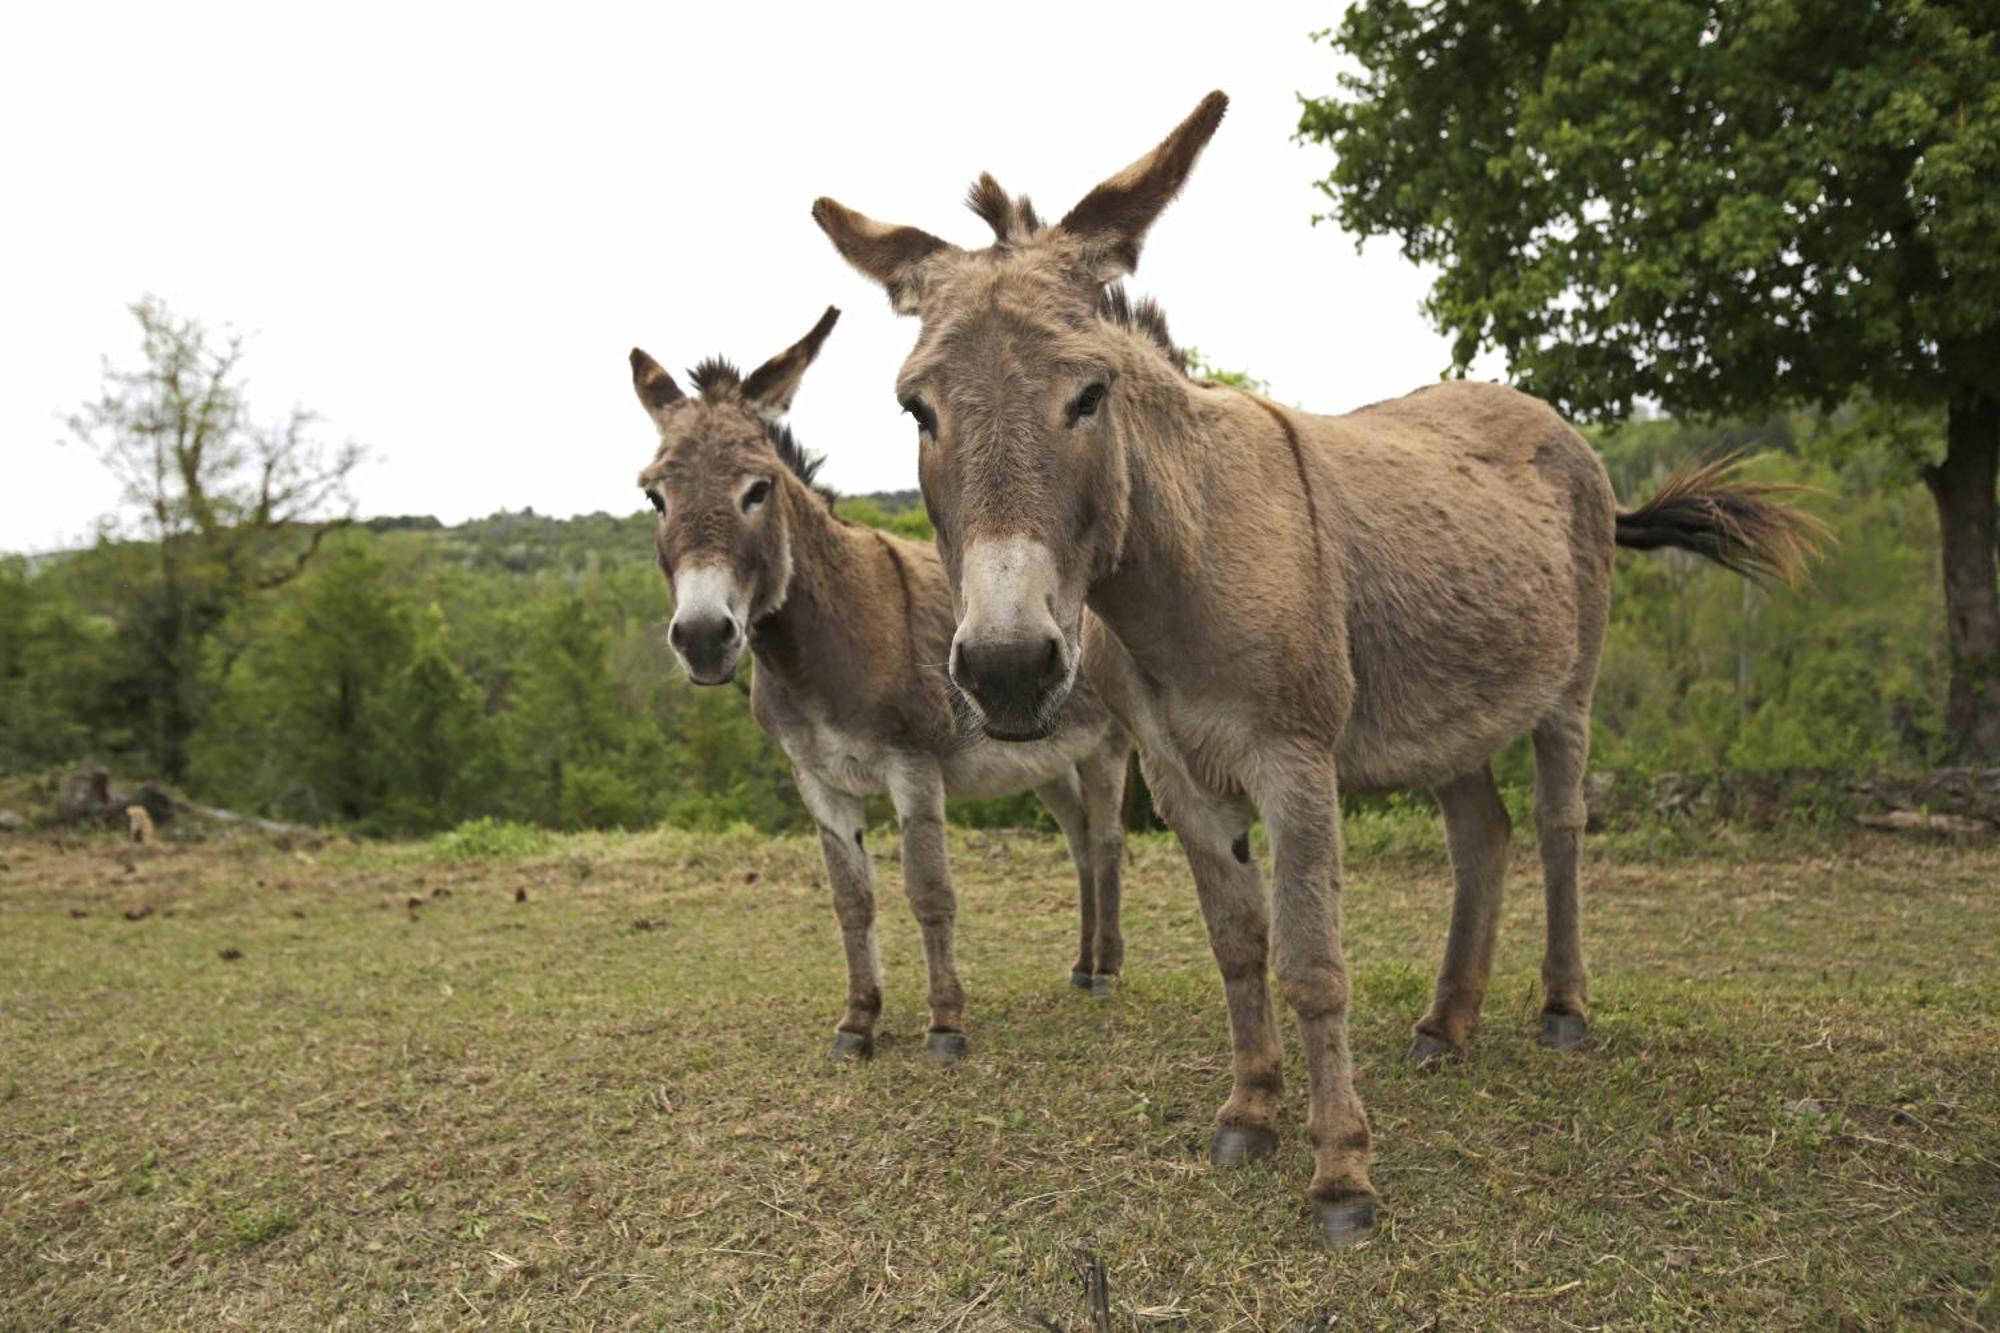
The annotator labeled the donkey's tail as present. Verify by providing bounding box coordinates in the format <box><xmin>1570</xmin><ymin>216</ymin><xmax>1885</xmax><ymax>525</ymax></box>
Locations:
<box><xmin>1614</xmin><ymin>454</ymin><xmax>1829</xmax><ymax>586</ymax></box>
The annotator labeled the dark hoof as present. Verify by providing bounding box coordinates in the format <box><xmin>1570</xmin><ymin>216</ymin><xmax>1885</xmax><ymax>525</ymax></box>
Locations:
<box><xmin>1539</xmin><ymin>1011</ymin><xmax>1588</xmax><ymax>1050</ymax></box>
<box><xmin>1405</xmin><ymin>1032</ymin><xmax>1462</xmax><ymax>1068</ymax></box>
<box><xmin>827</xmin><ymin>1030</ymin><xmax>874</xmax><ymax>1062</ymax></box>
<box><xmin>1069</xmin><ymin>969</ymin><xmax>1095</xmax><ymax>991</ymax></box>
<box><xmin>1088</xmin><ymin>973</ymin><xmax>1117</xmax><ymax>998</ymax></box>
<box><xmin>925</xmin><ymin>1031</ymin><xmax>969</xmax><ymax>1065</ymax></box>
<box><xmin>1209</xmin><ymin>1124</ymin><xmax>1279</xmax><ymax>1167</ymax></box>
<box><xmin>1314</xmin><ymin>1195</ymin><xmax>1379</xmax><ymax>1248</ymax></box>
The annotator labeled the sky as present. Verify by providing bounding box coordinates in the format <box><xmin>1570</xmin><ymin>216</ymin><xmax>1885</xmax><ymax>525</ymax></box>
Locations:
<box><xmin>0</xmin><ymin>1</ymin><xmax>1501</xmax><ymax>554</ymax></box>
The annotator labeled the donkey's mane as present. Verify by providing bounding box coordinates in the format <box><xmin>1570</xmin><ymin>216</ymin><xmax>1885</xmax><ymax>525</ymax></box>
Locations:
<box><xmin>1097</xmin><ymin>283</ymin><xmax>1188</xmax><ymax>377</ymax></box>
<box><xmin>686</xmin><ymin>356</ymin><xmax>835</xmax><ymax>505</ymax></box>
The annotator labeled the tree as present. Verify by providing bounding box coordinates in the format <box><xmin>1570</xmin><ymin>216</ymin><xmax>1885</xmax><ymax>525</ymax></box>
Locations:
<box><xmin>1300</xmin><ymin>0</ymin><xmax>2000</xmax><ymax>760</ymax></box>
<box><xmin>69</xmin><ymin>297</ymin><xmax>362</xmax><ymax>779</ymax></box>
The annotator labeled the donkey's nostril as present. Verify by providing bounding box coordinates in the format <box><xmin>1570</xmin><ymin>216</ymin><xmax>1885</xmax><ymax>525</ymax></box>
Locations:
<box><xmin>1041</xmin><ymin>635</ymin><xmax>1064</xmax><ymax>681</ymax></box>
<box><xmin>949</xmin><ymin>640</ymin><xmax>967</xmax><ymax>681</ymax></box>
<box><xmin>669</xmin><ymin>621</ymin><xmax>688</xmax><ymax>650</ymax></box>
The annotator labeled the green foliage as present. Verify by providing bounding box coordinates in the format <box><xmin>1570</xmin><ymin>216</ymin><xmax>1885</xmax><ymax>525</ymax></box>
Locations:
<box><xmin>1300</xmin><ymin>0</ymin><xmax>2000</xmax><ymax>418</ymax></box>
<box><xmin>0</xmin><ymin>427</ymin><xmax>1954</xmax><ymax>832</ymax></box>
<box><xmin>1590</xmin><ymin>416</ymin><xmax>1943</xmax><ymax>770</ymax></box>
<box><xmin>400</xmin><ymin>816</ymin><xmax>556</xmax><ymax>864</ymax></box>
<box><xmin>835</xmin><ymin>494</ymin><xmax>934</xmax><ymax>540</ymax></box>
<box><xmin>1183</xmin><ymin>348</ymin><xmax>1270</xmax><ymax>395</ymax></box>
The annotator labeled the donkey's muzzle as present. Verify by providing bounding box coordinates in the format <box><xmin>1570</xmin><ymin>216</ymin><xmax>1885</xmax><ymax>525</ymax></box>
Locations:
<box><xmin>670</xmin><ymin>612</ymin><xmax>744</xmax><ymax>686</ymax></box>
<box><xmin>952</xmin><ymin>632</ymin><xmax>1068</xmax><ymax>741</ymax></box>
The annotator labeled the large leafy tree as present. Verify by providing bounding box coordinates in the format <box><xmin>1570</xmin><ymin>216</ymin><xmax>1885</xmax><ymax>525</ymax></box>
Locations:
<box><xmin>1300</xmin><ymin>0</ymin><xmax>2000</xmax><ymax>760</ymax></box>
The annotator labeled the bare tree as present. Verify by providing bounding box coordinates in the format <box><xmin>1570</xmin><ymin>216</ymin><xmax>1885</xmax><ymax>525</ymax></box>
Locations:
<box><xmin>69</xmin><ymin>296</ymin><xmax>362</xmax><ymax>780</ymax></box>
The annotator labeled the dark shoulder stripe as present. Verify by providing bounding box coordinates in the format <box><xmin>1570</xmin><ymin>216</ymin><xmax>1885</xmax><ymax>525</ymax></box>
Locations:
<box><xmin>874</xmin><ymin>531</ymin><xmax>914</xmax><ymax>642</ymax></box>
<box><xmin>1248</xmin><ymin>397</ymin><xmax>1324</xmax><ymax>571</ymax></box>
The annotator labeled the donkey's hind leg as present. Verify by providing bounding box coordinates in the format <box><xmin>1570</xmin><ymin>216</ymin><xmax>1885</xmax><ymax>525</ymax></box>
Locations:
<box><xmin>1034</xmin><ymin>770</ymin><xmax>1101</xmax><ymax>991</ymax></box>
<box><xmin>1410</xmin><ymin>763</ymin><xmax>1511</xmax><ymax>1064</ymax></box>
<box><xmin>1533</xmin><ymin>703</ymin><xmax>1593</xmax><ymax>1049</ymax></box>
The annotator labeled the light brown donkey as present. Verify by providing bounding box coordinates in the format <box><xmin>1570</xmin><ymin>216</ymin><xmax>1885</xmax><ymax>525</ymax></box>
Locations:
<box><xmin>814</xmin><ymin>94</ymin><xmax>1823</xmax><ymax>1243</ymax></box>
<box><xmin>629</xmin><ymin>309</ymin><xmax>1133</xmax><ymax>1064</ymax></box>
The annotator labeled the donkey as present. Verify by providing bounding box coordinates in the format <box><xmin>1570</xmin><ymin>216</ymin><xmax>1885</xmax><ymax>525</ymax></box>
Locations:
<box><xmin>812</xmin><ymin>93</ymin><xmax>1824</xmax><ymax>1243</ymax></box>
<box><xmin>628</xmin><ymin>308</ymin><xmax>1133</xmax><ymax>1065</ymax></box>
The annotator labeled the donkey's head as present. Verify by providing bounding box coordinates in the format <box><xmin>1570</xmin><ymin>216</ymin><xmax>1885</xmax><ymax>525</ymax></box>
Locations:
<box><xmin>814</xmin><ymin>93</ymin><xmax>1226</xmax><ymax>740</ymax></box>
<box><xmin>630</xmin><ymin>307</ymin><xmax>839</xmax><ymax>685</ymax></box>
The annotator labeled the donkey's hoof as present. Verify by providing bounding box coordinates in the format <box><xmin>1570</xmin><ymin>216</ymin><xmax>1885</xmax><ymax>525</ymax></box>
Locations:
<box><xmin>1313</xmin><ymin>1194</ymin><xmax>1380</xmax><ymax>1248</ymax></box>
<box><xmin>1209</xmin><ymin>1124</ymin><xmax>1279</xmax><ymax>1167</ymax></box>
<box><xmin>827</xmin><ymin>1031</ymin><xmax>874</xmax><ymax>1062</ymax></box>
<box><xmin>1405</xmin><ymin>1032</ymin><xmax>1462</xmax><ymax>1068</ymax></box>
<box><xmin>925</xmin><ymin>1031</ymin><xmax>969</xmax><ymax>1065</ymax></box>
<box><xmin>1069</xmin><ymin>969</ymin><xmax>1095</xmax><ymax>991</ymax></box>
<box><xmin>1538</xmin><ymin>1011</ymin><xmax>1588</xmax><ymax>1050</ymax></box>
<box><xmin>1088</xmin><ymin>973</ymin><xmax>1117</xmax><ymax>998</ymax></box>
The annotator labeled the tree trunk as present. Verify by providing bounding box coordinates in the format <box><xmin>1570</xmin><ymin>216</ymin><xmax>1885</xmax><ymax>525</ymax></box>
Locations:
<box><xmin>1927</xmin><ymin>396</ymin><xmax>2000</xmax><ymax>763</ymax></box>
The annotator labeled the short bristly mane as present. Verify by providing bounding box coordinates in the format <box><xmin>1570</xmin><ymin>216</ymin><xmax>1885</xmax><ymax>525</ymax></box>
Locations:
<box><xmin>687</xmin><ymin>356</ymin><xmax>835</xmax><ymax>505</ymax></box>
<box><xmin>688</xmin><ymin>356</ymin><xmax>742</xmax><ymax>395</ymax></box>
<box><xmin>964</xmin><ymin>173</ymin><xmax>1045</xmax><ymax>247</ymax></box>
<box><xmin>766</xmin><ymin>420</ymin><xmax>834</xmax><ymax>504</ymax></box>
<box><xmin>1097</xmin><ymin>283</ymin><xmax>1187</xmax><ymax>377</ymax></box>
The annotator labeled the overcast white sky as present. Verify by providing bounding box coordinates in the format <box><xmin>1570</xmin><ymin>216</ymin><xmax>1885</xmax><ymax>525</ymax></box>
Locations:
<box><xmin>0</xmin><ymin>1</ymin><xmax>1500</xmax><ymax>553</ymax></box>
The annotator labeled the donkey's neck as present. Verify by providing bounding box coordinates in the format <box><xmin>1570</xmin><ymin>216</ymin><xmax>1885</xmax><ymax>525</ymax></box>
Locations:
<box><xmin>746</xmin><ymin>477</ymin><xmax>873</xmax><ymax>684</ymax></box>
<box><xmin>1086</xmin><ymin>359</ymin><xmax>1231</xmax><ymax>657</ymax></box>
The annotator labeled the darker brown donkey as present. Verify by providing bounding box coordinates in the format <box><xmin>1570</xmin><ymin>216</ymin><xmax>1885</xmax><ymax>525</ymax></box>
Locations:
<box><xmin>814</xmin><ymin>93</ymin><xmax>1823</xmax><ymax>1244</ymax></box>
<box><xmin>629</xmin><ymin>309</ymin><xmax>1132</xmax><ymax>1065</ymax></box>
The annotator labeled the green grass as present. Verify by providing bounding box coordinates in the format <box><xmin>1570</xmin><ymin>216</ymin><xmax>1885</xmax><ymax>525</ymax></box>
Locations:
<box><xmin>2</xmin><ymin>826</ymin><xmax>1996</xmax><ymax>1329</ymax></box>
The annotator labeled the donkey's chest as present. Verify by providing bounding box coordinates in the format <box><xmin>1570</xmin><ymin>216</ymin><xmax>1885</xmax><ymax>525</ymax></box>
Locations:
<box><xmin>781</xmin><ymin>717</ymin><xmax>894</xmax><ymax>797</ymax></box>
<box><xmin>752</xmin><ymin>682</ymin><xmax>893</xmax><ymax>797</ymax></box>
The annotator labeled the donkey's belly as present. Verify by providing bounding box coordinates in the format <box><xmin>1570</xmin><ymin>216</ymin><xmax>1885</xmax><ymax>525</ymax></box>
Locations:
<box><xmin>1335</xmin><ymin>546</ymin><xmax>1584</xmax><ymax>793</ymax></box>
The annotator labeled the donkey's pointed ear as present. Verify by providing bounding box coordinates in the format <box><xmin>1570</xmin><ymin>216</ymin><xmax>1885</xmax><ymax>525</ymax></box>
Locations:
<box><xmin>743</xmin><ymin>306</ymin><xmax>841</xmax><ymax>421</ymax></box>
<box><xmin>631</xmin><ymin>348</ymin><xmax>684</xmax><ymax>421</ymax></box>
<box><xmin>812</xmin><ymin>198</ymin><xmax>952</xmax><ymax>315</ymax></box>
<box><xmin>1059</xmin><ymin>91</ymin><xmax>1228</xmax><ymax>282</ymax></box>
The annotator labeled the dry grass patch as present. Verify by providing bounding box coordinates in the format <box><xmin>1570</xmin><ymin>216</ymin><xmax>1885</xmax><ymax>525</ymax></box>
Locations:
<box><xmin>2</xmin><ymin>826</ymin><xmax>1996</xmax><ymax>1328</ymax></box>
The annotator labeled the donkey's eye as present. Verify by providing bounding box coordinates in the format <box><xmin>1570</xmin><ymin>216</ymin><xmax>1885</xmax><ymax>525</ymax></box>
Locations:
<box><xmin>646</xmin><ymin>490</ymin><xmax>665</xmax><ymax>514</ymax></box>
<box><xmin>1067</xmin><ymin>383</ymin><xmax>1108</xmax><ymax>426</ymax></box>
<box><xmin>742</xmin><ymin>479</ymin><xmax>773</xmax><ymax>512</ymax></box>
<box><xmin>902</xmin><ymin>397</ymin><xmax>937</xmax><ymax>438</ymax></box>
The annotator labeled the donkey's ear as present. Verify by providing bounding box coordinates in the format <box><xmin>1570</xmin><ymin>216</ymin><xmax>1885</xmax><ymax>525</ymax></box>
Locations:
<box><xmin>742</xmin><ymin>306</ymin><xmax>840</xmax><ymax>421</ymax></box>
<box><xmin>630</xmin><ymin>348</ymin><xmax>684</xmax><ymax>422</ymax></box>
<box><xmin>812</xmin><ymin>198</ymin><xmax>952</xmax><ymax>315</ymax></box>
<box><xmin>1059</xmin><ymin>91</ymin><xmax>1228</xmax><ymax>282</ymax></box>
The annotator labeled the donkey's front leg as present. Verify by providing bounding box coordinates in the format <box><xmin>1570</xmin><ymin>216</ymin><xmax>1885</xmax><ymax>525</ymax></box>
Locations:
<box><xmin>796</xmin><ymin>771</ymin><xmax>883</xmax><ymax>1061</ymax></box>
<box><xmin>888</xmin><ymin>763</ymin><xmax>969</xmax><ymax>1065</ymax></box>
<box><xmin>1144</xmin><ymin>758</ymin><xmax>1283</xmax><ymax>1165</ymax></box>
<box><xmin>1262</xmin><ymin>752</ymin><xmax>1378</xmax><ymax>1247</ymax></box>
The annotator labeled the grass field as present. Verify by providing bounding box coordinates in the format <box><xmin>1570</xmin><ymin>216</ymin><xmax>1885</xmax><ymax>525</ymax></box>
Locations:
<box><xmin>2</xmin><ymin>821</ymin><xmax>1997</xmax><ymax>1329</ymax></box>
